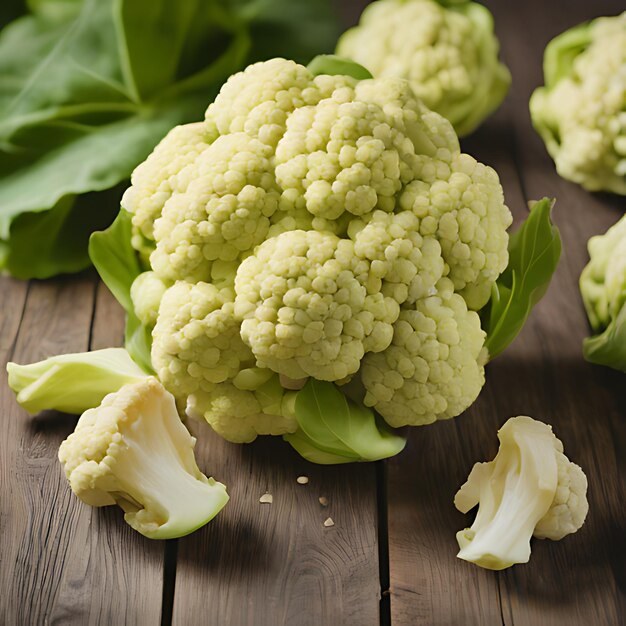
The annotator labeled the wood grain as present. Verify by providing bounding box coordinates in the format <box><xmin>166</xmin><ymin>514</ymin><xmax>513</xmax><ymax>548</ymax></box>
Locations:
<box><xmin>0</xmin><ymin>276</ymin><xmax>164</xmax><ymax>625</ymax></box>
<box><xmin>387</xmin><ymin>1</ymin><xmax>626</xmax><ymax>624</ymax></box>
<box><xmin>1</xmin><ymin>2</ymin><xmax>625</xmax><ymax>625</ymax></box>
<box><xmin>172</xmin><ymin>419</ymin><xmax>381</xmax><ymax>626</ymax></box>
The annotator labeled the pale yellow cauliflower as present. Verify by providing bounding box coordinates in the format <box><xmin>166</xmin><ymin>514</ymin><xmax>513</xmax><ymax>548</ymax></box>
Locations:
<box><xmin>455</xmin><ymin>416</ymin><xmax>588</xmax><ymax>570</ymax></box>
<box><xmin>121</xmin><ymin>57</ymin><xmax>512</xmax><ymax>441</ymax></box>
<box><xmin>531</xmin><ymin>13</ymin><xmax>626</xmax><ymax>194</ymax></box>
<box><xmin>336</xmin><ymin>0</ymin><xmax>510</xmax><ymax>136</ymax></box>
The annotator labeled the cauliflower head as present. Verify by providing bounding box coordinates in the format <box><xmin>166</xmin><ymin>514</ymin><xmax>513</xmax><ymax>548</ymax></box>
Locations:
<box><xmin>530</xmin><ymin>13</ymin><xmax>626</xmax><ymax>194</ymax></box>
<box><xmin>58</xmin><ymin>378</ymin><xmax>229</xmax><ymax>539</ymax></box>
<box><xmin>455</xmin><ymin>416</ymin><xmax>589</xmax><ymax>570</ymax></box>
<box><xmin>579</xmin><ymin>214</ymin><xmax>626</xmax><ymax>371</ymax></box>
<box><xmin>121</xmin><ymin>57</ymin><xmax>512</xmax><ymax>440</ymax></box>
<box><xmin>336</xmin><ymin>0</ymin><xmax>511</xmax><ymax>137</ymax></box>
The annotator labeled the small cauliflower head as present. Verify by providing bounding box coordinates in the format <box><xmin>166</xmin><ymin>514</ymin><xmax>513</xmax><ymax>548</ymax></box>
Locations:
<box><xmin>58</xmin><ymin>378</ymin><xmax>229</xmax><ymax>539</ymax></box>
<box><xmin>580</xmin><ymin>214</ymin><xmax>626</xmax><ymax>331</ymax></box>
<box><xmin>454</xmin><ymin>416</ymin><xmax>589</xmax><ymax>570</ymax></box>
<box><xmin>121</xmin><ymin>57</ymin><xmax>512</xmax><ymax>441</ymax></box>
<box><xmin>336</xmin><ymin>0</ymin><xmax>510</xmax><ymax>136</ymax></box>
<box><xmin>579</xmin><ymin>214</ymin><xmax>626</xmax><ymax>371</ymax></box>
<box><xmin>530</xmin><ymin>13</ymin><xmax>626</xmax><ymax>194</ymax></box>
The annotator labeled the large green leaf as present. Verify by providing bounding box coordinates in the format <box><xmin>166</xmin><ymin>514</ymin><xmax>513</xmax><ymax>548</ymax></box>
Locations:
<box><xmin>284</xmin><ymin>379</ymin><xmax>406</xmax><ymax>464</ymax></box>
<box><xmin>481</xmin><ymin>198</ymin><xmax>562</xmax><ymax>359</ymax></box>
<box><xmin>0</xmin><ymin>0</ymin><xmax>338</xmax><ymax>279</ymax></box>
<box><xmin>234</xmin><ymin>0</ymin><xmax>340</xmax><ymax>65</ymax></box>
<box><xmin>2</xmin><ymin>187</ymin><xmax>120</xmax><ymax>279</ymax></box>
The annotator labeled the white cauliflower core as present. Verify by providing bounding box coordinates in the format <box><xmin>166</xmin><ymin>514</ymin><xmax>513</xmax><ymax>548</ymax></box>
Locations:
<box><xmin>455</xmin><ymin>416</ymin><xmax>588</xmax><ymax>570</ymax></box>
<box><xmin>121</xmin><ymin>58</ymin><xmax>512</xmax><ymax>440</ymax></box>
<box><xmin>58</xmin><ymin>378</ymin><xmax>229</xmax><ymax>539</ymax></box>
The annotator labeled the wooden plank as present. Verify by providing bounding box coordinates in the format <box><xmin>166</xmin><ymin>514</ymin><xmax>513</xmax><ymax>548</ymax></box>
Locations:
<box><xmin>0</xmin><ymin>275</ymin><xmax>164</xmax><ymax>625</ymax></box>
<box><xmin>172</xmin><ymin>419</ymin><xmax>381</xmax><ymax>626</ymax></box>
<box><xmin>386</xmin><ymin>98</ymin><xmax>528</xmax><ymax>626</ymax></box>
<box><xmin>483</xmin><ymin>1</ymin><xmax>625</xmax><ymax>624</ymax></box>
<box><xmin>388</xmin><ymin>0</ymin><xmax>625</xmax><ymax>621</ymax></box>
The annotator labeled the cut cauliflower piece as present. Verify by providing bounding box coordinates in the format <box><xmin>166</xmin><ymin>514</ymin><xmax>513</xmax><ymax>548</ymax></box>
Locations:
<box><xmin>7</xmin><ymin>348</ymin><xmax>148</xmax><ymax>415</ymax></box>
<box><xmin>361</xmin><ymin>277</ymin><xmax>486</xmax><ymax>427</ymax></box>
<box><xmin>235</xmin><ymin>229</ymin><xmax>400</xmax><ymax>381</ymax></box>
<box><xmin>152</xmin><ymin>281</ymin><xmax>253</xmax><ymax>399</ymax></box>
<box><xmin>58</xmin><ymin>378</ymin><xmax>228</xmax><ymax>539</ymax></box>
<box><xmin>455</xmin><ymin>416</ymin><xmax>588</xmax><ymax>570</ymax></box>
<box><xmin>530</xmin><ymin>13</ymin><xmax>626</xmax><ymax>194</ymax></box>
<box><xmin>151</xmin><ymin>133</ymin><xmax>280</xmax><ymax>282</ymax></box>
<box><xmin>336</xmin><ymin>0</ymin><xmax>510</xmax><ymax>136</ymax></box>
<box><xmin>534</xmin><ymin>453</ymin><xmax>589</xmax><ymax>541</ymax></box>
<box><xmin>187</xmin><ymin>377</ymin><xmax>297</xmax><ymax>444</ymax></box>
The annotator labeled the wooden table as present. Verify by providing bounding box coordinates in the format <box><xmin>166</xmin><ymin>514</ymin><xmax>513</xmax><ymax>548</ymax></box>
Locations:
<box><xmin>1</xmin><ymin>0</ymin><xmax>624</xmax><ymax>624</ymax></box>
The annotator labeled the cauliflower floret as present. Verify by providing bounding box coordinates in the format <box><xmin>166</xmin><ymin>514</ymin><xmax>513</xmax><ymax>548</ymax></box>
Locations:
<box><xmin>400</xmin><ymin>153</ymin><xmax>511</xmax><ymax>310</ymax></box>
<box><xmin>351</xmin><ymin>210</ymin><xmax>445</xmax><ymax>304</ymax></box>
<box><xmin>336</xmin><ymin>0</ymin><xmax>510</xmax><ymax>136</ymax></box>
<box><xmin>187</xmin><ymin>377</ymin><xmax>297</xmax><ymax>444</ymax></box>
<box><xmin>455</xmin><ymin>416</ymin><xmax>589</xmax><ymax>570</ymax></box>
<box><xmin>530</xmin><ymin>13</ymin><xmax>626</xmax><ymax>194</ymax></box>
<box><xmin>152</xmin><ymin>281</ymin><xmax>253</xmax><ymax>399</ymax></box>
<box><xmin>361</xmin><ymin>277</ymin><xmax>486</xmax><ymax>427</ymax></box>
<box><xmin>235</xmin><ymin>230</ymin><xmax>400</xmax><ymax>381</ymax></box>
<box><xmin>534</xmin><ymin>452</ymin><xmax>589</xmax><ymax>541</ymax></box>
<box><xmin>205</xmin><ymin>58</ymin><xmax>325</xmax><ymax>146</ymax></box>
<box><xmin>131</xmin><ymin>271</ymin><xmax>168</xmax><ymax>326</ymax></box>
<box><xmin>275</xmin><ymin>86</ymin><xmax>416</xmax><ymax>219</ymax></box>
<box><xmin>121</xmin><ymin>123</ymin><xmax>215</xmax><ymax>249</ymax></box>
<box><xmin>151</xmin><ymin>133</ymin><xmax>280</xmax><ymax>282</ymax></box>
<box><xmin>58</xmin><ymin>378</ymin><xmax>229</xmax><ymax>539</ymax></box>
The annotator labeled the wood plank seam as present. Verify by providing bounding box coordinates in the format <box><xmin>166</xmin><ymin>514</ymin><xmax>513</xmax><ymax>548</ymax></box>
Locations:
<box><xmin>377</xmin><ymin>461</ymin><xmax>392</xmax><ymax>626</ymax></box>
<box><xmin>5</xmin><ymin>280</ymin><xmax>32</xmax><ymax>364</ymax></box>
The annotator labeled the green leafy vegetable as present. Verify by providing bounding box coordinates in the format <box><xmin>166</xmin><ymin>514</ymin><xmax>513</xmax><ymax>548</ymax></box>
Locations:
<box><xmin>89</xmin><ymin>210</ymin><xmax>153</xmax><ymax>372</ymax></box>
<box><xmin>307</xmin><ymin>54</ymin><xmax>373</xmax><ymax>80</ymax></box>
<box><xmin>583</xmin><ymin>305</ymin><xmax>626</xmax><ymax>372</ymax></box>
<box><xmin>481</xmin><ymin>198</ymin><xmax>561</xmax><ymax>359</ymax></box>
<box><xmin>284</xmin><ymin>379</ymin><xmax>407</xmax><ymax>464</ymax></box>
<box><xmin>0</xmin><ymin>0</ymin><xmax>339</xmax><ymax>279</ymax></box>
<box><xmin>6</xmin><ymin>347</ymin><xmax>148</xmax><ymax>414</ymax></box>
